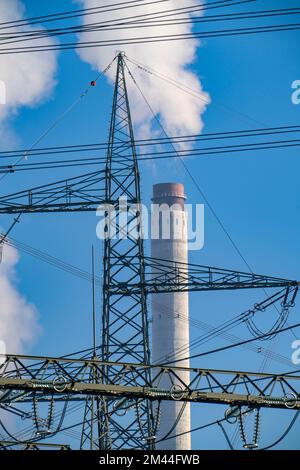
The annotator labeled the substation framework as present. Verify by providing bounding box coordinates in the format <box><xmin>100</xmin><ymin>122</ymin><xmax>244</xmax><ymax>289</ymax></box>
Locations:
<box><xmin>0</xmin><ymin>53</ymin><xmax>299</xmax><ymax>450</ymax></box>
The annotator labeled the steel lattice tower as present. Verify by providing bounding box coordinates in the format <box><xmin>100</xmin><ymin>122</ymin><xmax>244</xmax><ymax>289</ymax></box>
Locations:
<box><xmin>99</xmin><ymin>53</ymin><xmax>153</xmax><ymax>449</ymax></box>
<box><xmin>0</xmin><ymin>53</ymin><xmax>299</xmax><ymax>452</ymax></box>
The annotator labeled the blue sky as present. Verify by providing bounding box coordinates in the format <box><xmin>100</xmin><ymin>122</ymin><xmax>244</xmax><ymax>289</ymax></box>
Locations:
<box><xmin>1</xmin><ymin>0</ymin><xmax>300</xmax><ymax>449</ymax></box>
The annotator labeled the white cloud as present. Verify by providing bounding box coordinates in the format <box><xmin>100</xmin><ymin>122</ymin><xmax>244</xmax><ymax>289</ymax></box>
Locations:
<box><xmin>0</xmin><ymin>0</ymin><xmax>54</xmax><ymax>354</ymax></box>
<box><xmin>0</xmin><ymin>0</ymin><xmax>58</xmax><ymax>124</ymax></box>
<box><xmin>0</xmin><ymin>243</ymin><xmax>40</xmax><ymax>353</ymax></box>
<box><xmin>75</xmin><ymin>0</ymin><xmax>210</xmax><ymax>139</ymax></box>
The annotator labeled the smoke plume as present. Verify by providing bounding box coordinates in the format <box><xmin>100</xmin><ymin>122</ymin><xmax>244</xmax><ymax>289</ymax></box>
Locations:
<box><xmin>0</xmin><ymin>0</ymin><xmax>55</xmax><ymax>353</ymax></box>
<box><xmin>75</xmin><ymin>0</ymin><xmax>210</xmax><ymax>138</ymax></box>
<box><xmin>0</xmin><ymin>0</ymin><xmax>57</xmax><ymax>125</ymax></box>
<box><xmin>0</xmin><ymin>243</ymin><xmax>40</xmax><ymax>354</ymax></box>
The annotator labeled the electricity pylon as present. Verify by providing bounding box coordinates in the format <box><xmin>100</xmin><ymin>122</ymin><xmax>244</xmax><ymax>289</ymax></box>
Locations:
<box><xmin>83</xmin><ymin>52</ymin><xmax>154</xmax><ymax>449</ymax></box>
<box><xmin>0</xmin><ymin>53</ymin><xmax>155</xmax><ymax>450</ymax></box>
<box><xmin>100</xmin><ymin>53</ymin><xmax>154</xmax><ymax>449</ymax></box>
<box><xmin>0</xmin><ymin>53</ymin><xmax>299</xmax><ymax>450</ymax></box>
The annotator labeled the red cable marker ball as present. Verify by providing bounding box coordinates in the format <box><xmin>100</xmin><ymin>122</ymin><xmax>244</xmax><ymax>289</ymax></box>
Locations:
<box><xmin>90</xmin><ymin>80</ymin><xmax>96</xmax><ymax>86</ymax></box>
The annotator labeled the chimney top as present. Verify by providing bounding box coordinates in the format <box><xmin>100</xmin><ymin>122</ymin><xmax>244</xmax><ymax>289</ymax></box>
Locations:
<box><xmin>152</xmin><ymin>183</ymin><xmax>186</xmax><ymax>208</ymax></box>
<box><xmin>152</xmin><ymin>183</ymin><xmax>186</xmax><ymax>199</ymax></box>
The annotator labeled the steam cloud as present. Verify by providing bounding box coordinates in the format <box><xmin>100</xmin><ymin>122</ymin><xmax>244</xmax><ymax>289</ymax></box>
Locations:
<box><xmin>0</xmin><ymin>0</ymin><xmax>56</xmax><ymax>354</ymax></box>
<box><xmin>0</xmin><ymin>0</ymin><xmax>209</xmax><ymax>355</ymax></box>
<box><xmin>0</xmin><ymin>244</ymin><xmax>40</xmax><ymax>353</ymax></box>
<box><xmin>75</xmin><ymin>0</ymin><xmax>210</xmax><ymax>138</ymax></box>
<box><xmin>0</xmin><ymin>0</ymin><xmax>57</xmax><ymax>125</ymax></box>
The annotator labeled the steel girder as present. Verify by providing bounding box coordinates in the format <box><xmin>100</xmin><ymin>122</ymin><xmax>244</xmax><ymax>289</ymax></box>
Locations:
<box><xmin>0</xmin><ymin>441</ymin><xmax>70</xmax><ymax>450</ymax></box>
<box><xmin>0</xmin><ymin>170</ymin><xmax>108</xmax><ymax>213</ymax></box>
<box><xmin>108</xmin><ymin>256</ymin><xmax>300</xmax><ymax>295</ymax></box>
<box><xmin>0</xmin><ymin>354</ymin><xmax>299</xmax><ymax>411</ymax></box>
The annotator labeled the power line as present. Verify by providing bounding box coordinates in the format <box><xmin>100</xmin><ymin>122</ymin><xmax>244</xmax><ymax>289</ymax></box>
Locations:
<box><xmin>161</xmin><ymin>321</ymin><xmax>300</xmax><ymax>366</ymax></box>
<box><xmin>0</xmin><ymin>0</ymin><xmax>177</xmax><ymax>29</ymax></box>
<box><xmin>1</xmin><ymin>234</ymin><xmax>293</xmax><ymax>370</ymax></box>
<box><xmin>152</xmin><ymin>287</ymin><xmax>297</xmax><ymax>365</ymax></box>
<box><xmin>218</xmin><ymin>421</ymin><xmax>235</xmax><ymax>449</ymax></box>
<box><xmin>0</xmin><ymin>55</ymin><xmax>117</xmax><ymax>183</ymax></box>
<box><xmin>152</xmin><ymin>408</ymin><xmax>252</xmax><ymax>446</ymax></box>
<box><xmin>1</xmin><ymin>124</ymin><xmax>300</xmax><ymax>160</ymax></box>
<box><xmin>0</xmin><ymin>0</ymin><xmax>245</xmax><ymax>30</ymax></box>
<box><xmin>3</xmin><ymin>5</ymin><xmax>299</xmax><ymax>46</ymax></box>
<box><xmin>126</xmin><ymin>61</ymin><xmax>258</xmax><ymax>273</ymax></box>
<box><xmin>1</xmin><ymin>20</ymin><xmax>300</xmax><ymax>54</ymax></box>
<box><xmin>127</xmin><ymin>55</ymin><xmax>263</xmax><ymax>127</ymax></box>
<box><xmin>1</xmin><ymin>138</ymin><xmax>299</xmax><ymax>173</ymax></box>
<box><xmin>6</xmin><ymin>228</ymin><xmax>294</xmax><ymax>376</ymax></box>
<box><xmin>1</xmin><ymin>46</ymin><xmax>298</xmax><ymax>448</ymax></box>
<box><xmin>260</xmin><ymin>411</ymin><xmax>300</xmax><ymax>450</ymax></box>
<box><xmin>125</xmin><ymin>58</ymin><xmax>300</xmax><ymax>354</ymax></box>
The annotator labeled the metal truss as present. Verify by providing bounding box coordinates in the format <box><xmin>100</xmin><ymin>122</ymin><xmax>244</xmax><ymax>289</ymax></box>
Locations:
<box><xmin>100</xmin><ymin>52</ymin><xmax>153</xmax><ymax>449</ymax></box>
<box><xmin>109</xmin><ymin>256</ymin><xmax>300</xmax><ymax>294</ymax></box>
<box><xmin>0</xmin><ymin>53</ymin><xmax>299</xmax><ymax>450</ymax></box>
<box><xmin>0</xmin><ymin>354</ymin><xmax>299</xmax><ymax>411</ymax></box>
<box><xmin>0</xmin><ymin>54</ymin><xmax>154</xmax><ymax>450</ymax></box>
<box><xmin>80</xmin><ymin>358</ymin><xmax>104</xmax><ymax>450</ymax></box>
<box><xmin>0</xmin><ymin>441</ymin><xmax>70</xmax><ymax>450</ymax></box>
<box><xmin>0</xmin><ymin>170</ymin><xmax>107</xmax><ymax>213</ymax></box>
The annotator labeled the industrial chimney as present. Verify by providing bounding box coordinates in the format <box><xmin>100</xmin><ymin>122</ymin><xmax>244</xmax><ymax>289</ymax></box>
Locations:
<box><xmin>151</xmin><ymin>183</ymin><xmax>191</xmax><ymax>450</ymax></box>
